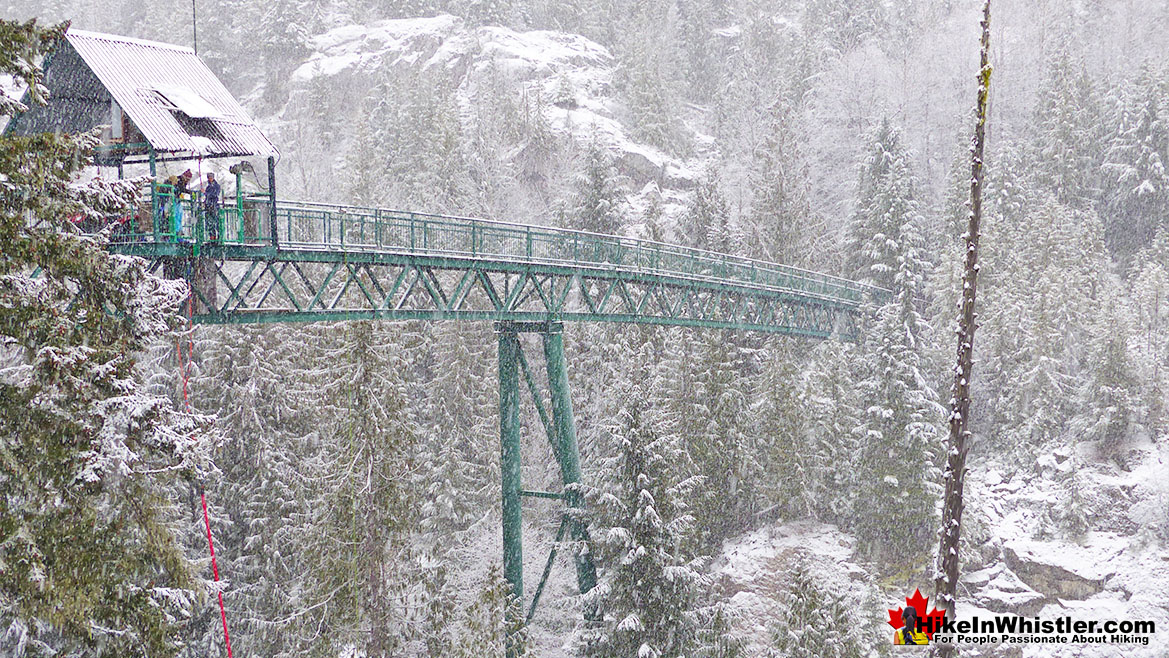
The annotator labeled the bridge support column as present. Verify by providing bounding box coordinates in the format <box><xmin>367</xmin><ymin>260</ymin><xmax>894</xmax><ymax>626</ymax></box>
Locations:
<box><xmin>496</xmin><ymin>321</ymin><xmax>599</xmax><ymax>654</ymax></box>
<box><xmin>497</xmin><ymin>328</ymin><xmax>524</xmax><ymax>656</ymax></box>
<box><xmin>542</xmin><ymin>330</ymin><xmax>598</xmax><ymax>607</ymax></box>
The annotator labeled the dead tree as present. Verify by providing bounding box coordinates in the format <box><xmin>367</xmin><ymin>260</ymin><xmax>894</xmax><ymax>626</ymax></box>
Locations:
<box><xmin>935</xmin><ymin>0</ymin><xmax>992</xmax><ymax>648</ymax></box>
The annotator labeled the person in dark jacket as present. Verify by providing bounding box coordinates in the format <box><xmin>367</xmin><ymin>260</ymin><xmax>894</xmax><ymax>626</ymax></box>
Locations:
<box><xmin>176</xmin><ymin>169</ymin><xmax>194</xmax><ymax>195</ymax></box>
<box><xmin>203</xmin><ymin>172</ymin><xmax>221</xmax><ymax>241</ymax></box>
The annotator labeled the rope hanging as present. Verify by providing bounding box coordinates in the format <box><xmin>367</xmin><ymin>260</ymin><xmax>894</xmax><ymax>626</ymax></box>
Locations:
<box><xmin>178</xmin><ymin>274</ymin><xmax>234</xmax><ymax>658</ymax></box>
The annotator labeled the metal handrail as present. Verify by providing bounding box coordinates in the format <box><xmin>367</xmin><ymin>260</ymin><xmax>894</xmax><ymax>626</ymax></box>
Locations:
<box><xmin>109</xmin><ymin>191</ymin><xmax>886</xmax><ymax>304</ymax></box>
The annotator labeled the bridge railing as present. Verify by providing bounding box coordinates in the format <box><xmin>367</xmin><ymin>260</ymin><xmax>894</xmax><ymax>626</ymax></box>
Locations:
<box><xmin>269</xmin><ymin>200</ymin><xmax>883</xmax><ymax>304</ymax></box>
<box><xmin>109</xmin><ymin>191</ymin><xmax>885</xmax><ymax>304</ymax></box>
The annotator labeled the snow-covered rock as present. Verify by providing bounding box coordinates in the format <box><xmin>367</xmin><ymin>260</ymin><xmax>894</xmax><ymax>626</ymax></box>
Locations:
<box><xmin>959</xmin><ymin>438</ymin><xmax>1169</xmax><ymax>657</ymax></box>
<box><xmin>1001</xmin><ymin>535</ymin><xmax>1120</xmax><ymax>600</ymax></box>
<box><xmin>283</xmin><ymin>15</ymin><xmax>696</xmax><ymax>196</ymax></box>
<box><xmin>963</xmin><ymin>563</ymin><xmax>1047</xmax><ymax>616</ymax></box>
<box><xmin>711</xmin><ymin>521</ymin><xmax>878</xmax><ymax>655</ymax></box>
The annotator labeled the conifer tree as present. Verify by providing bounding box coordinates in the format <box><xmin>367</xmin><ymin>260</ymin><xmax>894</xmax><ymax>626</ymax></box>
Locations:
<box><xmin>417</xmin><ymin>321</ymin><xmax>498</xmax><ymax>538</ymax></box>
<box><xmin>684</xmin><ymin>169</ymin><xmax>737</xmax><ymax>253</ymax></box>
<box><xmin>0</xmin><ymin>20</ymin><xmax>213</xmax><ymax>656</ymax></box>
<box><xmin>747</xmin><ymin>108</ymin><xmax>812</xmax><ymax>265</ymax></box>
<box><xmin>573</xmin><ymin>142</ymin><xmax>625</xmax><ymax>235</ymax></box>
<box><xmin>756</xmin><ymin>341</ymin><xmax>818</xmax><ymax>519</ymax></box>
<box><xmin>300</xmin><ymin>321</ymin><xmax>419</xmax><ymax>657</ymax></box>
<box><xmin>1101</xmin><ymin>65</ymin><xmax>1169</xmax><ymax>260</ymax></box>
<box><xmin>580</xmin><ymin>388</ymin><xmax>707</xmax><ymax>658</ymax></box>
<box><xmin>770</xmin><ymin>562</ymin><xmax>866</xmax><ymax>658</ymax></box>
<box><xmin>1129</xmin><ymin>251</ymin><xmax>1169</xmax><ymax>433</ymax></box>
<box><xmin>456</xmin><ymin>565</ymin><xmax>530</xmax><ymax>657</ymax></box>
<box><xmin>616</xmin><ymin>0</ymin><xmax>687</xmax><ymax>153</ymax></box>
<box><xmin>180</xmin><ymin>323</ymin><xmax>317</xmax><ymax>658</ymax></box>
<box><xmin>685</xmin><ymin>330</ymin><xmax>759</xmax><ymax>551</ymax></box>
<box><xmin>847</xmin><ymin>120</ymin><xmax>918</xmax><ymax>290</ymax></box>
<box><xmin>1030</xmin><ymin>44</ymin><xmax>1105</xmax><ymax>210</ymax></box>
<box><xmin>847</xmin><ymin>122</ymin><xmax>943</xmax><ymax>559</ymax></box>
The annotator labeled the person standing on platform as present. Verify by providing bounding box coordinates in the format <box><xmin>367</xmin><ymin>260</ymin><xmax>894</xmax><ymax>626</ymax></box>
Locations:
<box><xmin>203</xmin><ymin>172</ymin><xmax>221</xmax><ymax>242</ymax></box>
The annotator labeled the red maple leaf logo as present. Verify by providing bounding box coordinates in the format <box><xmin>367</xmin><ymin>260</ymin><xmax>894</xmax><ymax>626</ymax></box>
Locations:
<box><xmin>887</xmin><ymin>589</ymin><xmax>947</xmax><ymax>640</ymax></box>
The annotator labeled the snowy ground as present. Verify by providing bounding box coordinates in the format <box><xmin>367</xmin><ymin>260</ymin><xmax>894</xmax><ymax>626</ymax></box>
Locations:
<box><xmin>689</xmin><ymin>433</ymin><xmax>1169</xmax><ymax>657</ymax></box>
<box><xmin>712</xmin><ymin>521</ymin><xmax>882</xmax><ymax>655</ymax></box>
<box><xmin>955</xmin><ymin>435</ymin><xmax>1169</xmax><ymax>657</ymax></box>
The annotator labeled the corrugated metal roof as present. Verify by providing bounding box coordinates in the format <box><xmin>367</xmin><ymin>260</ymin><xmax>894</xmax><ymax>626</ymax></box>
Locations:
<box><xmin>65</xmin><ymin>29</ymin><xmax>277</xmax><ymax>157</ymax></box>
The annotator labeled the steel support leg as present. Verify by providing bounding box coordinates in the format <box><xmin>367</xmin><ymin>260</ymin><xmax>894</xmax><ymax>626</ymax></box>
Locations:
<box><xmin>542</xmin><ymin>330</ymin><xmax>598</xmax><ymax>601</ymax></box>
<box><xmin>498</xmin><ymin>329</ymin><xmax>524</xmax><ymax>654</ymax></box>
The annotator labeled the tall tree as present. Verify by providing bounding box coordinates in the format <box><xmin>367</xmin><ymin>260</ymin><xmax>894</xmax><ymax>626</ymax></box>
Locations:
<box><xmin>1030</xmin><ymin>44</ymin><xmax>1105</xmax><ymax>210</ymax></box>
<box><xmin>847</xmin><ymin>123</ymin><xmax>943</xmax><ymax>560</ymax></box>
<box><xmin>180</xmin><ymin>323</ymin><xmax>317</xmax><ymax>658</ymax></box>
<box><xmin>615</xmin><ymin>0</ymin><xmax>688</xmax><ymax>154</ymax></box>
<box><xmin>300</xmin><ymin>321</ymin><xmax>419</xmax><ymax>657</ymax></box>
<box><xmin>684</xmin><ymin>169</ymin><xmax>738</xmax><ymax>253</ymax></box>
<box><xmin>936</xmin><ymin>0</ymin><xmax>991</xmax><ymax>632</ymax></box>
<box><xmin>771</xmin><ymin>562</ymin><xmax>867</xmax><ymax>658</ymax></box>
<box><xmin>0</xmin><ymin>20</ymin><xmax>212</xmax><ymax>656</ymax></box>
<box><xmin>846</xmin><ymin>120</ymin><xmax>918</xmax><ymax>290</ymax></box>
<box><xmin>573</xmin><ymin>141</ymin><xmax>625</xmax><ymax>235</ymax></box>
<box><xmin>580</xmin><ymin>358</ymin><xmax>707</xmax><ymax>658</ymax></box>
<box><xmin>1101</xmin><ymin>65</ymin><xmax>1169</xmax><ymax>260</ymax></box>
<box><xmin>747</xmin><ymin>108</ymin><xmax>813</xmax><ymax>265</ymax></box>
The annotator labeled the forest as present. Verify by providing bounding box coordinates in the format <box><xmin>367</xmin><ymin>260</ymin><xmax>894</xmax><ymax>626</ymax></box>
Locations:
<box><xmin>1</xmin><ymin>0</ymin><xmax>1168</xmax><ymax>656</ymax></box>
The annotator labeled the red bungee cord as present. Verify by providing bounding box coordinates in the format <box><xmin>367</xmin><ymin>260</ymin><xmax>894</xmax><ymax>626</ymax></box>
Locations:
<box><xmin>202</xmin><ymin>486</ymin><xmax>233</xmax><ymax>657</ymax></box>
<box><xmin>180</xmin><ymin>278</ymin><xmax>233</xmax><ymax>657</ymax></box>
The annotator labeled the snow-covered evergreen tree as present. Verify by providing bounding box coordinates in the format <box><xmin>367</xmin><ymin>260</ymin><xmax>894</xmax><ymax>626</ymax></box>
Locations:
<box><xmin>416</xmin><ymin>321</ymin><xmax>498</xmax><ymax>539</ymax></box>
<box><xmin>580</xmin><ymin>357</ymin><xmax>708</xmax><ymax>658</ymax></box>
<box><xmin>747</xmin><ymin>108</ymin><xmax>813</xmax><ymax>265</ymax></box>
<box><xmin>573</xmin><ymin>141</ymin><xmax>625</xmax><ymax>235</ymax></box>
<box><xmin>0</xmin><ymin>21</ymin><xmax>213</xmax><ymax>655</ymax></box>
<box><xmin>1101</xmin><ymin>65</ymin><xmax>1169</xmax><ymax>260</ymax></box>
<box><xmin>615</xmin><ymin>0</ymin><xmax>688</xmax><ymax>154</ymax></box>
<box><xmin>181</xmin><ymin>323</ymin><xmax>319</xmax><ymax>658</ymax></box>
<box><xmin>770</xmin><ymin>562</ymin><xmax>866</xmax><ymax>658</ymax></box>
<box><xmin>847</xmin><ymin>122</ymin><xmax>943</xmax><ymax>560</ymax></box>
<box><xmin>847</xmin><ymin>121</ymin><xmax>919</xmax><ymax>290</ymax></box>
<box><xmin>1030</xmin><ymin>44</ymin><xmax>1106</xmax><ymax>210</ymax></box>
<box><xmin>685</xmin><ymin>169</ymin><xmax>738</xmax><ymax>253</ymax></box>
<box><xmin>299</xmin><ymin>321</ymin><xmax>420</xmax><ymax>656</ymax></box>
<box><xmin>979</xmin><ymin>198</ymin><xmax>1111</xmax><ymax>455</ymax></box>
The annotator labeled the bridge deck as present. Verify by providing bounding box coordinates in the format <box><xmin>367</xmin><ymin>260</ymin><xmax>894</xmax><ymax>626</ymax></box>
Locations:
<box><xmin>109</xmin><ymin>197</ymin><xmax>883</xmax><ymax>337</ymax></box>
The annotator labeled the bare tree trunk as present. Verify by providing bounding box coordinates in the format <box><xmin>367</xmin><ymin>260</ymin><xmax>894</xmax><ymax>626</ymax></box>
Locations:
<box><xmin>935</xmin><ymin>1</ymin><xmax>992</xmax><ymax>653</ymax></box>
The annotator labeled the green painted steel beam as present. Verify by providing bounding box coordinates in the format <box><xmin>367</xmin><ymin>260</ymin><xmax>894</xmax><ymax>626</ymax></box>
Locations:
<box><xmin>190</xmin><ymin>309</ymin><xmax>843</xmax><ymax>338</ymax></box>
<box><xmin>527</xmin><ymin>516</ymin><xmax>570</xmax><ymax>624</ymax></box>
<box><xmin>144</xmin><ymin>244</ymin><xmax>863</xmax><ymax>308</ymax></box>
<box><xmin>158</xmin><ymin>249</ymin><xmax>862</xmax><ymax>336</ymax></box>
<box><xmin>518</xmin><ymin>490</ymin><xmax>564</xmax><ymax>500</ymax></box>
<box><xmin>498</xmin><ymin>329</ymin><xmax>524</xmax><ymax>654</ymax></box>
<box><xmin>542</xmin><ymin>329</ymin><xmax>598</xmax><ymax>603</ymax></box>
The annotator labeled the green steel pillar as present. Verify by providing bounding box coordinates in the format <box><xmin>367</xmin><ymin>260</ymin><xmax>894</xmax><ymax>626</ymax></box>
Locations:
<box><xmin>541</xmin><ymin>329</ymin><xmax>598</xmax><ymax>600</ymax></box>
<box><xmin>267</xmin><ymin>155</ymin><xmax>279</xmax><ymax>249</ymax></box>
<box><xmin>149</xmin><ymin>149</ymin><xmax>160</xmax><ymax>243</ymax></box>
<box><xmin>235</xmin><ymin>166</ymin><xmax>244</xmax><ymax>242</ymax></box>
<box><xmin>498</xmin><ymin>330</ymin><xmax>524</xmax><ymax>621</ymax></box>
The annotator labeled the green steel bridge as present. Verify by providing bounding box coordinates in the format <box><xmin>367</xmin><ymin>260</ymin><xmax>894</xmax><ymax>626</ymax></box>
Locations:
<box><xmin>109</xmin><ymin>192</ymin><xmax>883</xmax><ymax>651</ymax></box>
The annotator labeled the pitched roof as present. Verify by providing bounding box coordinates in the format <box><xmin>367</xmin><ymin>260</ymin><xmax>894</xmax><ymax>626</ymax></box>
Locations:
<box><xmin>64</xmin><ymin>29</ymin><xmax>277</xmax><ymax>157</ymax></box>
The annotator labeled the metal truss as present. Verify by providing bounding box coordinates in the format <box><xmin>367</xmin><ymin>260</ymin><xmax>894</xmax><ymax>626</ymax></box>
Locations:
<box><xmin>126</xmin><ymin>246</ymin><xmax>865</xmax><ymax>339</ymax></box>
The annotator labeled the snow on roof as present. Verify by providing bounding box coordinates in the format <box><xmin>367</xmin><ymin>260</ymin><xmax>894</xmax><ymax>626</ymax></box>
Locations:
<box><xmin>64</xmin><ymin>28</ymin><xmax>277</xmax><ymax>157</ymax></box>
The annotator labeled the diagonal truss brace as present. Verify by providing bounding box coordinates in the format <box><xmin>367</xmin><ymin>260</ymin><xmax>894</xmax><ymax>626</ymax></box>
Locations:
<box><xmin>497</xmin><ymin>321</ymin><xmax>597</xmax><ymax>657</ymax></box>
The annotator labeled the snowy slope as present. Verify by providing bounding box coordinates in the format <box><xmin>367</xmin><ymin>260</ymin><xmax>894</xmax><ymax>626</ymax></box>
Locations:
<box><xmin>956</xmin><ymin>436</ymin><xmax>1169</xmax><ymax>657</ymax></box>
<box><xmin>279</xmin><ymin>15</ymin><xmax>697</xmax><ymax>220</ymax></box>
